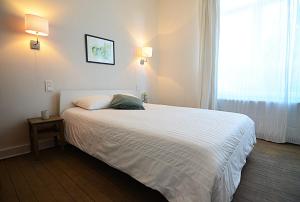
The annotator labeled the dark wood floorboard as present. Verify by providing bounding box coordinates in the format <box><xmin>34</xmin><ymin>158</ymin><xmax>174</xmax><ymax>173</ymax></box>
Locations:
<box><xmin>0</xmin><ymin>140</ymin><xmax>299</xmax><ymax>202</ymax></box>
<box><xmin>14</xmin><ymin>157</ymin><xmax>55</xmax><ymax>202</ymax></box>
<box><xmin>39</xmin><ymin>152</ymin><xmax>93</xmax><ymax>202</ymax></box>
<box><xmin>0</xmin><ymin>161</ymin><xmax>19</xmax><ymax>202</ymax></box>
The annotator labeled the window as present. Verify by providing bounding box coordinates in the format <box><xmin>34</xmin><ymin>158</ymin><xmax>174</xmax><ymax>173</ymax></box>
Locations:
<box><xmin>217</xmin><ymin>0</ymin><xmax>300</xmax><ymax>103</ymax></box>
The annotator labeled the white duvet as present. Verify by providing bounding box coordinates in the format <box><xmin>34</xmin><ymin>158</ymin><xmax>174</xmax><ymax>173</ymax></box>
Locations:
<box><xmin>62</xmin><ymin>104</ymin><xmax>256</xmax><ymax>202</ymax></box>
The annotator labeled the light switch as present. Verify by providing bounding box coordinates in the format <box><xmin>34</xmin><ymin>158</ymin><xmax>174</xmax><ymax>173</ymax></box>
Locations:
<box><xmin>45</xmin><ymin>80</ymin><xmax>54</xmax><ymax>92</ymax></box>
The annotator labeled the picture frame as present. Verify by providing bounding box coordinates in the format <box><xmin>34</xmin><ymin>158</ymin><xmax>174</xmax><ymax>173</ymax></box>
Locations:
<box><xmin>85</xmin><ymin>34</ymin><xmax>115</xmax><ymax>65</ymax></box>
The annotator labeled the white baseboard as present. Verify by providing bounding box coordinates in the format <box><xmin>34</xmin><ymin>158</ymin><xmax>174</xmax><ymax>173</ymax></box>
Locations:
<box><xmin>0</xmin><ymin>139</ymin><xmax>56</xmax><ymax>160</ymax></box>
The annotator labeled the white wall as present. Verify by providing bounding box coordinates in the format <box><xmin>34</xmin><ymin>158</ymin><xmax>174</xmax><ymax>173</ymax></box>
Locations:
<box><xmin>0</xmin><ymin>0</ymin><xmax>159</xmax><ymax>152</ymax></box>
<box><xmin>0</xmin><ymin>0</ymin><xmax>202</xmax><ymax>155</ymax></box>
<box><xmin>157</xmin><ymin>0</ymin><xmax>199</xmax><ymax>107</ymax></box>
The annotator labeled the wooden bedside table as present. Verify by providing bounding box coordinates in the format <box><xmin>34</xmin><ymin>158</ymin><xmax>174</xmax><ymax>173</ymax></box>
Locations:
<box><xmin>27</xmin><ymin>115</ymin><xmax>65</xmax><ymax>159</ymax></box>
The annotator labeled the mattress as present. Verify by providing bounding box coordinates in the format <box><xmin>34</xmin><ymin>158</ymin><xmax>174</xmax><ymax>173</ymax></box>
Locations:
<box><xmin>62</xmin><ymin>103</ymin><xmax>256</xmax><ymax>202</ymax></box>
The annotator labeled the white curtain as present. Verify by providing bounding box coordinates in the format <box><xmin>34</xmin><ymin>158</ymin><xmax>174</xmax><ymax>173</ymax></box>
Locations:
<box><xmin>217</xmin><ymin>0</ymin><xmax>300</xmax><ymax>144</ymax></box>
<box><xmin>198</xmin><ymin>0</ymin><xmax>220</xmax><ymax>109</ymax></box>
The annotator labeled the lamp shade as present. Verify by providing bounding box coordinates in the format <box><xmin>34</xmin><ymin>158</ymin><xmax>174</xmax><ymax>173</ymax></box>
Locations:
<box><xmin>142</xmin><ymin>47</ymin><xmax>152</xmax><ymax>58</ymax></box>
<box><xmin>25</xmin><ymin>14</ymin><xmax>49</xmax><ymax>36</ymax></box>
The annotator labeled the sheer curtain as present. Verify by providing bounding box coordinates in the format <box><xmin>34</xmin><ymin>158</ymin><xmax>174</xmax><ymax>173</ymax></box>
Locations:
<box><xmin>217</xmin><ymin>0</ymin><xmax>300</xmax><ymax>143</ymax></box>
<box><xmin>198</xmin><ymin>0</ymin><xmax>220</xmax><ymax>109</ymax></box>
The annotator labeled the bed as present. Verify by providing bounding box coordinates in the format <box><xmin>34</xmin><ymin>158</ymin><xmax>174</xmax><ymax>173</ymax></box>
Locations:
<box><xmin>60</xmin><ymin>90</ymin><xmax>256</xmax><ymax>202</ymax></box>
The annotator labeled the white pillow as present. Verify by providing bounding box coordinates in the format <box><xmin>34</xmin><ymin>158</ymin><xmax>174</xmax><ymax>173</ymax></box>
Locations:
<box><xmin>73</xmin><ymin>95</ymin><xmax>113</xmax><ymax>110</ymax></box>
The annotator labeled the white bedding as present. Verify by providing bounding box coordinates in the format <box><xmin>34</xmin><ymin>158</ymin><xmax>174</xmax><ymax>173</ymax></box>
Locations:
<box><xmin>62</xmin><ymin>104</ymin><xmax>256</xmax><ymax>202</ymax></box>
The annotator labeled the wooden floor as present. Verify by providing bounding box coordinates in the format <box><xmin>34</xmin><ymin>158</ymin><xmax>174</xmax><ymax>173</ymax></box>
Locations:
<box><xmin>0</xmin><ymin>140</ymin><xmax>299</xmax><ymax>202</ymax></box>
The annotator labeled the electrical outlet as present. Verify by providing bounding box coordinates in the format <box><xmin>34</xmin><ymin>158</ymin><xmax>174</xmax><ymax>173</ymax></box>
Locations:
<box><xmin>45</xmin><ymin>80</ymin><xmax>54</xmax><ymax>92</ymax></box>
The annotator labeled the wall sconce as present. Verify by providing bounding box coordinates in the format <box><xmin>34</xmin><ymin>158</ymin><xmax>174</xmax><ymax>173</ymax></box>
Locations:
<box><xmin>25</xmin><ymin>14</ymin><xmax>49</xmax><ymax>50</ymax></box>
<box><xmin>140</xmin><ymin>47</ymin><xmax>152</xmax><ymax>65</ymax></box>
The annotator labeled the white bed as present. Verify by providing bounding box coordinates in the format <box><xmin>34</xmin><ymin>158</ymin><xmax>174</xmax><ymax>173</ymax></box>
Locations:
<box><xmin>60</xmin><ymin>90</ymin><xmax>256</xmax><ymax>202</ymax></box>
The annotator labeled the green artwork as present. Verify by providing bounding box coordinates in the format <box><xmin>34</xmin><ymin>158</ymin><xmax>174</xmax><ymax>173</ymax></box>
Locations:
<box><xmin>85</xmin><ymin>34</ymin><xmax>115</xmax><ymax>65</ymax></box>
<box><xmin>91</xmin><ymin>43</ymin><xmax>112</xmax><ymax>60</ymax></box>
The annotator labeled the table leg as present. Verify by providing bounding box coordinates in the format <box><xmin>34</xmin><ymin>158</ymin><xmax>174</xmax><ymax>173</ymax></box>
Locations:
<box><xmin>28</xmin><ymin>125</ymin><xmax>34</xmax><ymax>153</ymax></box>
<box><xmin>59</xmin><ymin>121</ymin><xmax>65</xmax><ymax>150</ymax></box>
<box><xmin>54</xmin><ymin>136</ymin><xmax>58</xmax><ymax>146</ymax></box>
<box><xmin>32</xmin><ymin>127</ymin><xmax>39</xmax><ymax>160</ymax></box>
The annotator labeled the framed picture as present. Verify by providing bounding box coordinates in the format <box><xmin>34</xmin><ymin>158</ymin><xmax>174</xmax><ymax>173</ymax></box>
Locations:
<box><xmin>85</xmin><ymin>34</ymin><xmax>115</xmax><ymax>65</ymax></box>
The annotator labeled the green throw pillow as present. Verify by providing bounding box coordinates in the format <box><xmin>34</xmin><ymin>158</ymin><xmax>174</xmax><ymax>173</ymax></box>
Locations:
<box><xmin>110</xmin><ymin>94</ymin><xmax>145</xmax><ymax>110</ymax></box>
